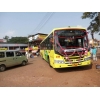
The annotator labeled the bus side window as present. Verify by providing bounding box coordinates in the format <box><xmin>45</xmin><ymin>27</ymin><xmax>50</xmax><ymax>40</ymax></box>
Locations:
<box><xmin>48</xmin><ymin>32</ymin><xmax>53</xmax><ymax>50</ymax></box>
<box><xmin>50</xmin><ymin>37</ymin><xmax>54</xmax><ymax>43</ymax></box>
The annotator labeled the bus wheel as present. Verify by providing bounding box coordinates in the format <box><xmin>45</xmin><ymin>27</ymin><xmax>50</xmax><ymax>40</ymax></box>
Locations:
<box><xmin>48</xmin><ymin>57</ymin><xmax>52</xmax><ymax>68</ymax></box>
<box><xmin>0</xmin><ymin>64</ymin><xmax>6</xmax><ymax>72</ymax></box>
<box><xmin>22</xmin><ymin>61</ymin><xmax>26</xmax><ymax>66</ymax></box>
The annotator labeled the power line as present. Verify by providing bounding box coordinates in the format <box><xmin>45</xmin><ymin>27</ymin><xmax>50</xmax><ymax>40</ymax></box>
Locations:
<box><xmin>32</xmin><ymin>12</ymin><xmax>52</xmax><ymax>33</ymax></box>
<box><xmin>36</xmin><ymin>12</ymin><xmax>55</xmax><ymax>33</ymax></box>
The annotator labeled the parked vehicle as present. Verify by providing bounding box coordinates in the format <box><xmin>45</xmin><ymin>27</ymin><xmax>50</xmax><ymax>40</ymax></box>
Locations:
<box><xmin>0</xmin><ymin>50</ymin><xmax>28</xmax><ymax>72</ymax></box>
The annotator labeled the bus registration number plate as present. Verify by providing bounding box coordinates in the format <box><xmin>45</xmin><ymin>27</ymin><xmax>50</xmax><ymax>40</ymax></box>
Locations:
<box><xmin>72</xmin><ymin>63</ymin><xmax>78</xmax><ymax>67</ymax></box>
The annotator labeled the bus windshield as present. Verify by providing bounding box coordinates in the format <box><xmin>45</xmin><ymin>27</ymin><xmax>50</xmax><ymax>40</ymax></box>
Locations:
<box><xmin>56</xmin><ymin>29</ymin><xmax>86</xmax><ymax>37</ymax></box>
<box><xmin>55</xmin><ymin>29</ymin><xmax>88</xmax><ymax>49</ymax></box>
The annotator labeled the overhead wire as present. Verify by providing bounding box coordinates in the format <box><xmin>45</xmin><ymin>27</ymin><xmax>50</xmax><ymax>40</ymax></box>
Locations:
<box><xmin>36</xmin><ymin>12</ymin><xmax>55</xmax><ymax>33</ymax></box>
<box><xmin>32</xmin><ymin>12</ymin><xmax>52</xmax><ymax>34</ymax></box>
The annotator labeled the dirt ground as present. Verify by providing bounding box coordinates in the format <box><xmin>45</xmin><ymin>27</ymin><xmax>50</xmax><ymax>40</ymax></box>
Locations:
<box><xmin>0</xmin><ymin>50</ymin><xmax>100</xmax><ymax>87</ymax></box>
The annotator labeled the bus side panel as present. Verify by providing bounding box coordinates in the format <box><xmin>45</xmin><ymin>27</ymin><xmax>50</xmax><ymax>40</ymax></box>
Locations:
<box><xmin>40</xmin><ymin>50</ymin><xmax>48</xmax><ymax>61</ymax></box>
<box><xmin>40</xmin><ymin>49</ymin><xmax>55</xmax><ymax>67</ymax></box>
<box><xmin>40</xmin><ymin>50</ymin><xmax>45</xmax><ymax>59</ymax></box>
<box><xmin>48</xmin><ymin>50</ymin><xmax>54</xmax><ymax>67</ymax></box>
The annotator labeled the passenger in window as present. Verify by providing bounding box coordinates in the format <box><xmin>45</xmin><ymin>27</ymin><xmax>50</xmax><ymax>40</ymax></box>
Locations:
<box><xmin>50</xmin><ymin>37</ymin><xmax>54</xmax><ymax>44</ymax></box>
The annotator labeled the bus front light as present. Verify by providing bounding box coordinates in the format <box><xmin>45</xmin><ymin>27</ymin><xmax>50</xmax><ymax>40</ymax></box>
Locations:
<box><xmin>84</xmin><ymin>57</ymin><xmax>91</xmax><ymax>61</ymax></box>
<box><xmin>54</xmin><ymin>60</ymin><xmax>65</xmax><ymax>64</ymax></box>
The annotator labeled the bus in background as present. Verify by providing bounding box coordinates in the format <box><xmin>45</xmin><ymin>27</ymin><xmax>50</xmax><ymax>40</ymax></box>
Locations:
<box><xmin>40</xmin><ymin>26</ymin><xmax>91</xmax><ymax>68</ymax></box>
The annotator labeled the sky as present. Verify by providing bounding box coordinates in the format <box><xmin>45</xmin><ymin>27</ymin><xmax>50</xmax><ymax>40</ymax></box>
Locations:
<box><xmin>0</xmin><ymin>12</ymin><xmax>100</xmax><ymax>40</ymax></box>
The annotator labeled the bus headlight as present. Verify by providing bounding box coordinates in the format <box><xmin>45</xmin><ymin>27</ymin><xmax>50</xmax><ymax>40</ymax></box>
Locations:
<box><xmin>54</xmin><ymin>60</ymin><xmax>65</xmax><ymax>64</ymax></box>
<box><xmin>84</xmin><ymin>57</ymin><xmax>91</xmax><ymax>61</ymax></box>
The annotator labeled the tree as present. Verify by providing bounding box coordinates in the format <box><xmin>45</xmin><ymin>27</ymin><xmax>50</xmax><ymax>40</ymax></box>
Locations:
<box><xmin>3</xmin><ymin>35</ymin><xmax>9</xmax><ymax>42</ymax></box>
<box><xmin>8</xmin><ymin>37</ymin><xmax>28</xmax><ymax>43</ymax></box>
<box><xmin>81</xmin><ymin>12</ymin><xmax>100</xmax><ymax>39</ymax></box>
<box><xmin>99</xmin><ymin>12</ymin><xmax>100</xmax><ymax>35</ymax></box>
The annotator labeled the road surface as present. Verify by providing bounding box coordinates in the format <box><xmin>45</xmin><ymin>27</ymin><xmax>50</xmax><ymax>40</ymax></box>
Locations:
<box><xmin>0</xmin><ymin>51</ymin><xmax>100</xmax><ymax>87</ymax></box>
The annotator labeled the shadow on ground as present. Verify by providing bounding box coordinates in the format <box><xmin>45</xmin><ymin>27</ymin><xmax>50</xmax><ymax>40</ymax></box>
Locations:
<box><xmin>6</xmin><ymin>62</ymin><xmax>33</xmax><ymax>71</ymax></box>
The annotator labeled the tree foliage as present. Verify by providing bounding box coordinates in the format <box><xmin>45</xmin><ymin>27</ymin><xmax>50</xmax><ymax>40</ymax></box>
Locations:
<box><xmin>81</xmin><ymin>12</ymin><xmax>100</xmax><ymax>39</ymax></box>
<box><xmin>8</xmin><ymin>37</ymin><xmax>28</xmax><ymax>43</ymax></box>
<box><xmin>3</xmin><ymin>35</ymin><xmax>10</xmax><ymax>42</ymax></box>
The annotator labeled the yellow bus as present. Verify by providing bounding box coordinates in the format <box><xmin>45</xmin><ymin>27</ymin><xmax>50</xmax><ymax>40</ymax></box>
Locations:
<box><xmin>40</xmin><ymin>26</ymin><xmax>92</xmax><ymax>68</ymax></box>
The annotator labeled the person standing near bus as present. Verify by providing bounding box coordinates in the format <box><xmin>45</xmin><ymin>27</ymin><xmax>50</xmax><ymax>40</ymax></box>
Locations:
<box><xmin>26</xmin><ymin>50</ymin><xmax>29</xmax><ymax>59</ymax></box>
<box><xmin>36</xmin><ymin>45</ymin><xmax>40</xmax><ymax>56</ymax></box>
<box><xmin>92</xmin><ymin>46</ymin><xmax>97</xmax><ymax>61</ymax></box>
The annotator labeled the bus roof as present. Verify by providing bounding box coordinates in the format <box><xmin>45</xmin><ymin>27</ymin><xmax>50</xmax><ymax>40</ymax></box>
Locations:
<box><xmin>52</xmin><ymin>26</ymin><xmax>86</xmax><ymax>31</ymax></box>
<box><xmin>40</xmin><ymin>26</ymin><xmax>86</xmax><ymax>44</ymax></box>
<box><xmin>50</xmin><ymin>26</ymin><xmax>86</xmax><ymax>35</ymax></box>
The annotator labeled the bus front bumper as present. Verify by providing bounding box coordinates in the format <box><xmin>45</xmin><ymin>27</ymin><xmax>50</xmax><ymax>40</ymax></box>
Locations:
<box><xmin>53</xmin><ymin>60</ymin><xmax>92</xmax><ymax>68</ymax></box>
